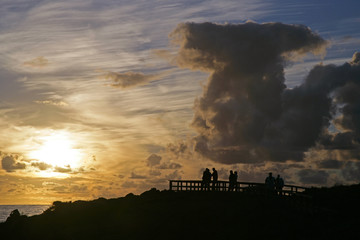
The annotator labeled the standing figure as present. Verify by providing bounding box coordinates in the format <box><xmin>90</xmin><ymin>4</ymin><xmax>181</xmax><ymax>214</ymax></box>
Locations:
<box><xmin>234</xmin><ymin>171</ymin><xmax>238</xmax><ymax>191</ymax></box>
<box><xmin>228</xmin><ymin>170</ymin><xmax>235</xmax><ymax>191</ymax></box>
<box><xmin>265</xmin><ymin>172</ymin><xmax>276</xmax><ymax>192</ymax></box>
<box><xmin>275</xmin><ymin>174</ymin><xmax>284</xmax><ymax>195</ymax></box>
<box><xmin>212</xmin><ymin>168</ymin><xmax>218</xmax><ymax>191</ymax></box>
<box><xmin>202</xmin><ymin>168</ymin><xmax>211</xmax><ymax>191</ymax></box>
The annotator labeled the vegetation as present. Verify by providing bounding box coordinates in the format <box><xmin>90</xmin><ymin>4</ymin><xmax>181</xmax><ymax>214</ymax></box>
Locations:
<box><xmin>1</xmin><ymin>184</ymin><xmax>360</xmax><ymax>239</ymax></box>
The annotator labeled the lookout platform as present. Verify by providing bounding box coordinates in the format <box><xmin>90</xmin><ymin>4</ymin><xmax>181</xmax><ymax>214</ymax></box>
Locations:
<box><xmin>169</xmin><ymin>180</ymin><xmax>308</xmax><ymax>196</ymax></box>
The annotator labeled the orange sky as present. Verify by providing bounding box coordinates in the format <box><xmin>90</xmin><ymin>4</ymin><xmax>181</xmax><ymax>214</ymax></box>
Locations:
<box><xmin>1</xmin><ymin>0</ymin><xmax>360</xmax><ymax>204</ymax></box>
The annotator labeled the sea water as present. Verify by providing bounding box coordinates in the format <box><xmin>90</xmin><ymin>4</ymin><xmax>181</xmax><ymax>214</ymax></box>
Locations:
<box><xmin>0</xmin><ymin>205</ymin><xmax>50</xmax><ymax>222</ymax></box>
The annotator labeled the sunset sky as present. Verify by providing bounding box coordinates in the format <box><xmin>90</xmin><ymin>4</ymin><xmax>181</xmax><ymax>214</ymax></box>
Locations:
<box><xmin>1</xmin><ymin>0</ymin><xmax>360</xmax><ymax>204</ymax></box>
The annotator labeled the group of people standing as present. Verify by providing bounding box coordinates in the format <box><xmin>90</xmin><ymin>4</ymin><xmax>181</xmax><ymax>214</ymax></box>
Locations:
<box><xmin>265</xmin><ymin>172</ymin><xmax>285</xmax><ymax>195</ymax></box>
<box><xmin>201</xmin><ymin>168</ymin><xmax>218</xmax><ymax>191</ymax></box>
<box><xmin>202</xmin><ymin>168</ymin><xmax>285</xmax><ymax>194</ymax></box>
<box><xmin>228</xmin><ymin>170</ymin><xmax>238</xmax><ymax>191</ymax></box>
<box><xmin>201</xmin><ymin>168</ymin><xmax>239</xmax><ymax>191</ymax></box>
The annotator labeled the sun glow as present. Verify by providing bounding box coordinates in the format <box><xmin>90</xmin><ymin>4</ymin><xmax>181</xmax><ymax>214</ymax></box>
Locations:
<box><xmin>29</xmin><ymin>132</ymin><xmax>83</xmax><ymax>169</ymax></box>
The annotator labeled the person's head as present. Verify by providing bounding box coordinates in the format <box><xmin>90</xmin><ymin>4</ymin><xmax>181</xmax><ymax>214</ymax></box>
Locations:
<box><xmin>213</xmin><ymin>168</ymin><xmax>216</xmax><ymax>171</ymax></box>
<box><xmin>269</xmin><ymin>172</ymin><xmax>272</xmax><ymax>177</ymax></box>
<box><xmin>235</xmin><ymin>171</ymin><xmax>237</xmax><ymax>174</ymax></box>
<box><xmin>230</xmin><ymin>170</ymin><xmax>233</xmax><ymax>174</ymax></box>
<box><xmin>277</xmin><ymin>174</ymin><xmax>280</xmax><ymax>178</ymax></box>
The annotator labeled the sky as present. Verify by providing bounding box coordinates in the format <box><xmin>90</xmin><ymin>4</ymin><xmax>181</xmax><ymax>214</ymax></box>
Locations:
<box><xmin>1</xmin><ymin>0</ymin><xmax>360</xmax><ymax>204</ymax></box>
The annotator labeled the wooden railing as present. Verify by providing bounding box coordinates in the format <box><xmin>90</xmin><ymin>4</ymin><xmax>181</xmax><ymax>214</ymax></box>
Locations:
<box><xmin>169</xmin><ymin>180</ymin><xmax>307</xmax><ymax>196</ymax></box>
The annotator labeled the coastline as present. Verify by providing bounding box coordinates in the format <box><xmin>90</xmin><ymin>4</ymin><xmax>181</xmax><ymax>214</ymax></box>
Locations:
<box><xmin>1</xmin><ymin>185</ymin><xmax>360</xmax><ymax>239</ymax></box>
<box><xmin>0</xmin><ymin>205</ymin><xmax>49</xmax><ymax>223</ymax></box>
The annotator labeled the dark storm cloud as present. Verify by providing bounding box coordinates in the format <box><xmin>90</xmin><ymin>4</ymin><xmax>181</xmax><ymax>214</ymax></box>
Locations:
<box><xmin>1</xmin><ymin>155</ymin><xmax>26</xmax><ymax>172</ymax></box>
<box><xmin>317</xmin><ymin>159</ymin><xmax>344</xmax><ymax>169</ymax></box>
<box><xmin>297</xmin><ymin>169</ymin><xmax>329</xmax><ymax>185</ymax></box>
<box><xmin>341</xmin><ymin>161</ymin><xmax>360</xmax><ymax>182</ymax></box>
<box><xmin>171</xmin><ymin>21</ymin><xmax>360</xmax><ymax>164</ymax></box>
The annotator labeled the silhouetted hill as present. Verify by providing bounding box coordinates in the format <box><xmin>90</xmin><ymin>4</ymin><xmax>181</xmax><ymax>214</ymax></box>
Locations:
<box><xmin>1</xmin><ymin>185</ymin><xmax>360</xmax><ymax>240</ymax></box>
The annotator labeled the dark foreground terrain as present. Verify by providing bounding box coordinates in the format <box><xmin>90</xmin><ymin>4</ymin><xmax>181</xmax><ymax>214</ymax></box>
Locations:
<box><xmin>1</xmin><ymin>185</ymin><xmax>360</xmax><ymax>240</ymax></box>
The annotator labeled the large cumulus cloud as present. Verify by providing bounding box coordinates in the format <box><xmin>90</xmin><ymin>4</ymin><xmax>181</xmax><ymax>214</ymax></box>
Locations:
<box><xmin>171</xmin><ymin>21</ymin><xmax>360</xmax><ymax>164</ymax></box>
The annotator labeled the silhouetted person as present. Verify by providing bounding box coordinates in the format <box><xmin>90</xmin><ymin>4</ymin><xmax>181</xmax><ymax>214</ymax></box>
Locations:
<box><xmin>201</xmin><ymin>169</ymin><xmax>207</xmax><ymax>190</ymax></box>
<box><xmin>212</xmin><ymin>168</ymin><xmax>218</xmax><ymax>191</ymax></box>
<box><xmin>265</xmin><ymin>172</ymin><xmax>276</xmax><ymax>192</ymax></box>
<box><xmin>202</xmin><ymin>168</ymin><xmax>211</xmax><ymax>191</ymax></box>
<box><xmin>228</xmin><ymin>170</ymin><xmax>235</xmax><ymax>191</ymax></box>
<box><xmin>234</xmin><ymin>171</ymin><xmax>238</xmax><ymax>191</ymax></box>
<box><xmin>275</xmin><ymin>174</ymin><xmax>284</xmax><ymax>195</ymax></box>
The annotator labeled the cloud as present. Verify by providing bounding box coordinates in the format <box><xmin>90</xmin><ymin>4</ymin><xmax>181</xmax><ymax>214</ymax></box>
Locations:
<box><xmin>52</xmin><ymin>186</ymin><xmax>68</xmax><ymax>193</ymax></box>
<box><xmin>70</xmin><ymin>184</ymin><xmax>88</xmax><ymax>192</ymax></box>
<box><xmin>146</xmin><ymin>153</ymin><xmax>162</xmax><ymax>167</ymax></box>
<box><xmin>166</xmin><ymin>142</ymin><xmax>188</xmax><ymax>157</ymax></box>
<box><xmin>122</xmin><ymin>181</ymin><xmax>138</xmax><ymax>188</ymax></box>
<box><xmin>54</xmin><ymin>166</ymin><xmax>72</xmax><ymax>173</ymax></box>
<box><xmin>341</xmin><ymin>161</ymin><xmax>360</xmax><ymax>182</ymax></box>
<box><xmin>1</xmin><ymin>155</ymin><xmax>26</xmax><ymax>172</ymax></box>
<box><xmin>165</xmin><ymin>170</ymin><xmax>182</xmax><ymax>180</ymax></box>
<box><xmin>129</xmin><ymin>172</ymin><xmax>147</xmax><ymax>179</ymax></box>
<box><xmin>102</xmin><ymin>71</ymin><xmax>164</xmax><ymax>89</ymax></box>
<box><xmin>31</xmin><ymin>161</ymin><xmax>52</xmax><ymax>171</ymax></box>
<box><xmin>23</xmin><ymin>56</ymin><xmax>49</xmax><ymax>68</ymax></box>
<box><xmin>146</xmin><ymin>152</ymin><xmax>182</xmax><ymax>170</ymax></box>
<box><xmin>297</xmin><ymin>169</ymin><xmax>329</xmax><ymax>185</ymax></box>
<box><xmin>152</xmin><ymin>49</ymin><xmax>174</xmax><ymax>62</ymax></box>
<box><xmin>34</xmin><ymin>100</ymin><xmax>68</xmax><ymax>107</ymax></box>
<box><xmin>317</xmin><ymin>159</ymin><xmax>344</xmax><ymax>169</ymax></box>
<box><xmin>157</xmin><ymin>162</ymin><xmax>182</xmax><ymax>169</ymax></box>
<box><xmin>149</xmin><ymin>169</ymin><xmax>161</xmax><ymax>176</ymax></box>
<box><xmin>170</xmin><ymin>22</ymin><xmax>360</xmax><ymax>164</ymax></box>
<box><xmin>42</xmin><ymin>181</ymin><xmax>57</xmax><ymax>187</ymax></box>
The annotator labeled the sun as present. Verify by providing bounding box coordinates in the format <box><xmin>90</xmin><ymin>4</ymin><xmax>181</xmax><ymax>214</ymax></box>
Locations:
<box><xmin>29</xmin><ymin>132</ymin><xmax>83</xmax><ymax>168</ymax></box>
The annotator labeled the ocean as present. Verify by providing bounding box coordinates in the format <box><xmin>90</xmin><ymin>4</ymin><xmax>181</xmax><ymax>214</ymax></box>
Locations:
<box><xmin>0</xmin><ymin>205</ymin><xmax>50</xmax><ymax>223</ymax></box>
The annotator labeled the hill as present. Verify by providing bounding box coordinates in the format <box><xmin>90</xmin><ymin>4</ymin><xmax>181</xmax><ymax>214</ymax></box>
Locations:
<box><xmin>1</xmin><ymin>185</ymin><xmax>360</xmax><ymax>240</ymax></box>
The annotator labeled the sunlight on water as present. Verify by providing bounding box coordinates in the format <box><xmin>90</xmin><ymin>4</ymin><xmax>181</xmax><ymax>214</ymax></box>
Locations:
<box><xmin>0</xmin><ymin>205</ymin><xmax>50</xmax><ymax>222</ymax></box>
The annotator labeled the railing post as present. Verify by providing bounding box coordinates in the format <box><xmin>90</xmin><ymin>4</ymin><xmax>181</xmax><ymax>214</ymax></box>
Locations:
<box><xmin>169</xmin><ymin>180</ymin><xmax>172</xmax><ymax>191</ymax></box>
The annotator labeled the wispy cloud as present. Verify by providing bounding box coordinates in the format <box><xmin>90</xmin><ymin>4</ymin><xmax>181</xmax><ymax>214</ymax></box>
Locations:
<box><xmin>23</xmin><ymin>56</ymin><xmax>49</xmax><ymax>68</ymax></box>
<box><xmin>102</xmin><ymin>71</ymin><xmax>165</xmax><ymax>89</ymax></box>
<box><xmin>34</xmin><ymin>100</ymin><xmax>68</xmax><ymax>107</ymax></box>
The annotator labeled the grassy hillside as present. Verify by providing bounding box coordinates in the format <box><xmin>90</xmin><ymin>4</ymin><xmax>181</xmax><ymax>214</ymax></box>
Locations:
<box><xmin>1</xmin><ymin>185</ymin><xmax>360</xmax><ymax>240</ymax></box>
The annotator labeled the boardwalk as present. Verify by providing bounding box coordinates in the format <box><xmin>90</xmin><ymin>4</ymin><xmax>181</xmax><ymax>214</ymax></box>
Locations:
<box><xmin>169</xmin><ymin>180</ymin><xmax>307</xmax><ymax>196</ymax></box>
